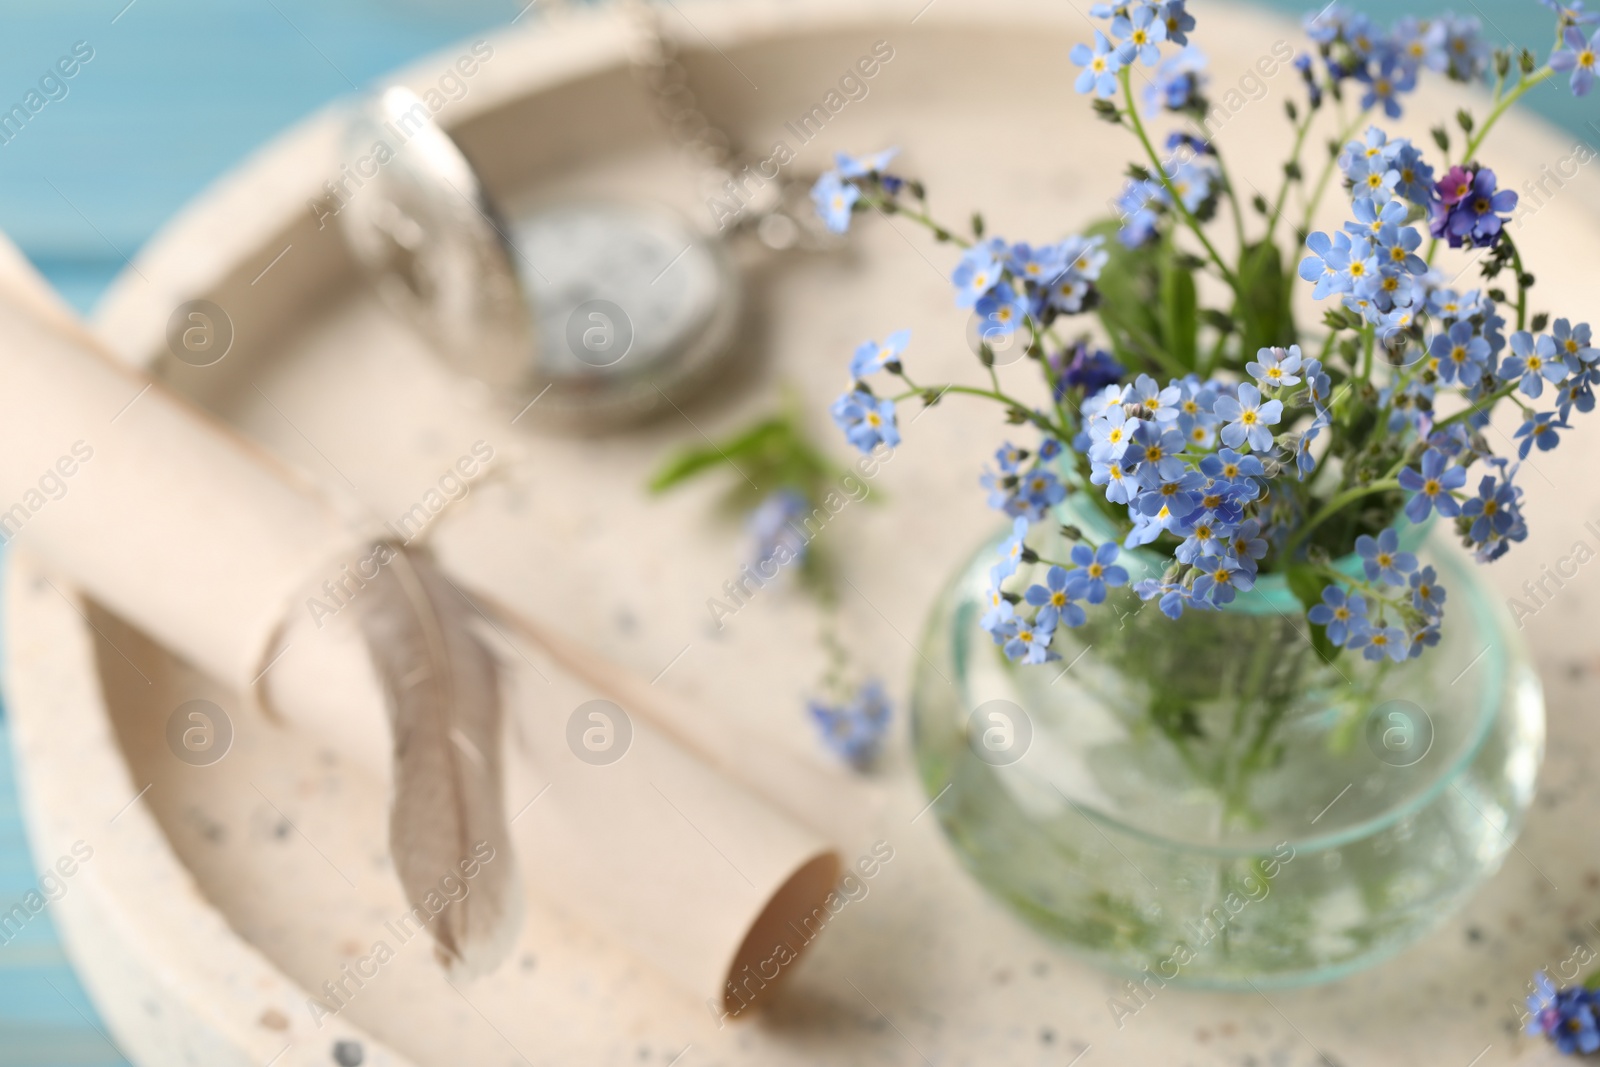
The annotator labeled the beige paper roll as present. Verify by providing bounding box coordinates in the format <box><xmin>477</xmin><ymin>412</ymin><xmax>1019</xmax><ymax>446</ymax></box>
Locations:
<box><xmin>270</xmin><ymin>611</ymin><xmax>841</xmax><ymax>1017</ymax></box>
<box><xmin>0</xmin><ymin>287</ymin><xmax>358</xmax><ymax>690</ymax></box>
<box><xmin>0</xmin><ymin>243</ymin><xmax>840</xmax><ymax>1015</ymax></box>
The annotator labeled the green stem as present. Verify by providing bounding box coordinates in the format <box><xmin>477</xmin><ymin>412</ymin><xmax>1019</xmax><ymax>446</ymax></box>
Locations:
<box><xmin>1265</xmin><ymin>105</ymin><xmax>1317</xmax><ymax>245</ymax></box>
<box><xmin>1296</xmin><ymin>109</ymin><xmax>1372</xmax><ymax>247</ymax></box>
<box><xmin>1432</xmin><ymin>382</ymin><xmax>1519</xmax><ymax>432</ymax></box>
<box><xmin>1508</xmin><ymin>234</ymin><xmax>1529</xmax><ymax>331</ymax></box>
<box><xmin>1120</xmin><ymin>67</ymin><xmax>1239</xmax><ymax>290</ymax></box>
<box><xmin>1283</xmin><ymin>478</ymin><xmax>1403</xmax><ymax>559</ymax></box>
<box><xmin>890</xmin><ymin>383</ymin><xmax>1069</xmax><ymax>439</ymax></box>
<box><xmin>1463</xmin><ymin>66</ymin><xmax>1556</xmax><ymax>164</ymax></box>
<box><xmin>1210</xmin><ymin>141</ymin><xmax>1249</xmax><ymax>252</ymax></box>
<box><xmin>872</xmin><ymin>200</ymin><xmax>974</xmax><ymax>249</ymax></box>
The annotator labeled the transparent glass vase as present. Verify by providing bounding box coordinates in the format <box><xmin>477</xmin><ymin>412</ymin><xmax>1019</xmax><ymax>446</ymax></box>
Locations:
<box><xmin>911</xmin><ymin>493</ymin><xmax>1545</xmax><ymax>989</ymax></box>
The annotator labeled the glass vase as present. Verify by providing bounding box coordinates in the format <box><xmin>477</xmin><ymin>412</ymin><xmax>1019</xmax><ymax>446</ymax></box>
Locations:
<box><xmin>910</xmin><ymin>491</ymin><xmax>1545</xmax><ymax>989</ymax></box>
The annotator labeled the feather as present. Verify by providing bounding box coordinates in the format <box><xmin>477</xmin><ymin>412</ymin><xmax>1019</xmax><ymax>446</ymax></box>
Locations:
<box><xmin>355</xmin><ymin>543</ymin><xmax>522</xmax><ymax>978</ymax></box>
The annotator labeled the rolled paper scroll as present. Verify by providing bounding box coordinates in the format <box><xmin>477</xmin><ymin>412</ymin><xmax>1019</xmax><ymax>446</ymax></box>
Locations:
<box><xmin>0</xmin><ymin>240</ymin><xmax>841</xmax><ymax>1013</ymax></box>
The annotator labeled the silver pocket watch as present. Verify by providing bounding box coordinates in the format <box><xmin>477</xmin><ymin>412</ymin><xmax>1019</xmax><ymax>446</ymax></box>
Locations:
<box><xmin>339</xmin><ymin>10</ymin><xmax>828</xmax><ymax>430</ymax></box>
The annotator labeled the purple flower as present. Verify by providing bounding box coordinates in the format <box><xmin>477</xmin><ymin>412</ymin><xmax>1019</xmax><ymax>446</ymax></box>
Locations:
<box><xmin>1430</xmin><ymin>167</ymin><xmax>1516</xmax><ymax>249</ymax></box>
<box><xmin>1527</xmin><ymin>972</ymin><xmax>1600</xmax><ymax>1055</ymax></box>
<box><xmin>1057</xmin><ymin>344</ymin><xmax>1124</xmax><ymax>393</ymax></box>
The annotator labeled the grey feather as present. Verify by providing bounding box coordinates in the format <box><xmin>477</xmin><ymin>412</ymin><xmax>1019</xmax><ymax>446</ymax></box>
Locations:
<box><xmin>356</xmin><ymin>543</ymin><xmax>521</xmax><ymax>978</ymax></box>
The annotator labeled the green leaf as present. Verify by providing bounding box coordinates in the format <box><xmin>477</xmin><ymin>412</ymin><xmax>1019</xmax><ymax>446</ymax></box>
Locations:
<box><xmin>1234</xmin><ymin>240</ymin><xmax>1296</xmax><ymax>359</ymax></box>
<box><xmin>1159</xmin><ymin>249</ymin><xmax>1199</xmax><ymax>370</ymax></box>
<box><xmin>647</xmin><ymin>445</ymin><xmax>736</xmax><ymax>493</ymax></box>
<box><xmin>1584</xmin><ymin>969</ymin><xmax>1600</xmax><ymax>991</ymax></box>
<box><xmin>1285</xmin><ymin>563</ymin><xmax>1338</xmax><ymax>663</ymax></box>
<box><xmin>1087</xmin><ymin>218</ymin><xmax>1179</xmax><ymax>376</ymax></box>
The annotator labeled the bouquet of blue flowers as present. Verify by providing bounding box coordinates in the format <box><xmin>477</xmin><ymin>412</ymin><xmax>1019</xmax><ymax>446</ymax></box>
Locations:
<box><xmin>815</xmin><ymin>0</ymin><xmax>1598</xmax><ymax>672</ymax></box>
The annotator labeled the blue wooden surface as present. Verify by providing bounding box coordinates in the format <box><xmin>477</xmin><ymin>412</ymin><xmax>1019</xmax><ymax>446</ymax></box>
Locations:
<box><xmin>0</xmin><ymin>0</ymin><xmax>1588</xmax><ymax>1063</ymax></box>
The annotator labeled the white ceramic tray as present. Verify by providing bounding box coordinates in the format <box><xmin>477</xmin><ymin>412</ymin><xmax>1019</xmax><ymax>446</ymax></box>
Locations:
<box><xmin>10</xmin><ymin>1</ymin><xmax>1600</xmax><ymax>1063</ymax></box>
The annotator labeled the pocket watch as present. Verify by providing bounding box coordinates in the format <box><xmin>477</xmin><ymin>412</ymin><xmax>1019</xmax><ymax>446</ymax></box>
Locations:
<box><xmin>339</xmin><ymin>86</ymin><xmax>744</xmax><ymax>430</ymax></box>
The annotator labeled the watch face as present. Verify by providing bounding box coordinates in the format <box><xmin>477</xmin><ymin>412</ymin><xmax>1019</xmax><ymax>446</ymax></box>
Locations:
<box><xmin>512</xmin><ymin>203</ymin><xmax>730</xmax><ymax>383</ymax></box>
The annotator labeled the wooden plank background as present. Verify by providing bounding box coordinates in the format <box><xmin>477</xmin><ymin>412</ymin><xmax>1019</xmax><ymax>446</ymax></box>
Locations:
<box><xmin>0</xmin><ymin>0</ymin><xmax>1586</xmax><ymax>1063</ymax></box>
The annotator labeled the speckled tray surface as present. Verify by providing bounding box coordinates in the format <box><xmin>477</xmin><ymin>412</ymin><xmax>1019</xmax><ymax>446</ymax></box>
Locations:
<box><xmin>9</xmin><ymin>1</ymin><xmax>1600</xmax><ymax>1064</ymax></box>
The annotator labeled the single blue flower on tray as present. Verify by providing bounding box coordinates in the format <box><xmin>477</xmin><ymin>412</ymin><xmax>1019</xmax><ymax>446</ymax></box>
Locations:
<box><xmin>809</xmin><ymin>680</ymin><xmax>892</xmax><ymax>770</ymax></box>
